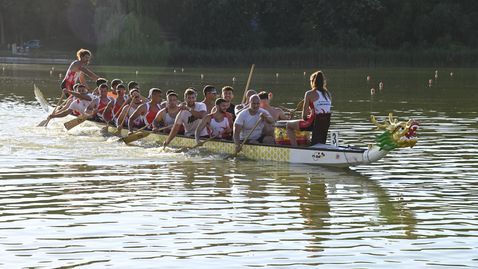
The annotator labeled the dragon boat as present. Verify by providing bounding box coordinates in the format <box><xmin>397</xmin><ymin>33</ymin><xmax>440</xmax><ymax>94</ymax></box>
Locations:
<box><xmin>35</xmin><ymin>86</ymin><xmax>419</xmax><ymax>167</ymax></box>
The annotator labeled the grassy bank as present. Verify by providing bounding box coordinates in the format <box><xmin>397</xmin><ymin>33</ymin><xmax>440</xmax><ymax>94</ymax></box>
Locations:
<box><xmin>3</xmin><ymin>47</ymin><xmax>478</xmax><ymax>68</ymax></box>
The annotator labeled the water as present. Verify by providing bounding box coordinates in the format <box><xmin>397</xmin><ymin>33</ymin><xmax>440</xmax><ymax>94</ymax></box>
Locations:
<box><xmin>1</xmin><ymin>64</ymin><xmax>477</xmax><ymax>268</ymax></box>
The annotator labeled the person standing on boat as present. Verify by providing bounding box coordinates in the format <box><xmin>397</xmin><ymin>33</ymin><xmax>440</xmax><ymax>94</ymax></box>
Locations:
<box><xmin>195</xmin><ymin>98</ymin><xmax>234</xmax><ymax>143</ymax></box>
<box><xmin>286</xmin><ymin>70</ymin><xmax>332</xmax><ymax>146</ymax></box>
<box><xmin>201</xmin><ymin>85</ymin><xmax>218</xmax><ymax>113</ymax></box>
<box><xmin>234</xmin><ymin>95</ymin><xmax>274</xmax><ymax>151</ymax></box>
<box><xmin>163</xmin><ymin>88</ymin><xmax>207</xmax><ymax>148</ymax></box>
<box><xmin>153</xmin><ymin>92</ymin><xmax>180</xmax><ymax>133</ymax></box>
<box><xmin>61</xmin><ymin>49</ymin><xmax>99</xmax><ymax>93</ymax></box>
<box><xmin>127</xmin><ymin>88</ymin><xmax>163</xmax><ymax>134</ymax></box>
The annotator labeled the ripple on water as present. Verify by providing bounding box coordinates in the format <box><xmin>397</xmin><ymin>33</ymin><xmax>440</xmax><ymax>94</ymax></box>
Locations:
<box><xmin>0</xmin><ymin>91</ymin><xmax>477</xmax><ymax>268</ymax></box>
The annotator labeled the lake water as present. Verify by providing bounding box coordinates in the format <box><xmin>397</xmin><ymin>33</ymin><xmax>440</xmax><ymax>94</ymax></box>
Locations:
<box><xmin>0</xmin><ymin>63</ymin><xmax>477</xmax><ymax>268</ymax></box>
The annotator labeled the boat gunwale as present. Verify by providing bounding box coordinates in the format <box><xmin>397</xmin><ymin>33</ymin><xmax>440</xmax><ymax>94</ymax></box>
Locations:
<box><xmin>88</xmin><ymin>118</ymin><xmax>366</xmax><ymax>154</ymax></box>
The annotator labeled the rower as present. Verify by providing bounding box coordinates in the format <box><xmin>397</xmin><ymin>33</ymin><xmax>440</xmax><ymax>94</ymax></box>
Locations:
<box><xmin>127</xmin><ymin>81</ymin><xmax>147</xmax><ymax>103</ymax></box>
<box><xmin>92</xmin><ymin>77</ymin><xmax>108</xmax><ymax>95</ymax></box>
<box><xmin>61</xmin><ymin>49</ymin><xmax>99</xmax><ymax>93</ymax></box>
<box><xmin>127</xmin><ymin>88</ymin><xmax>162</xmax><ymax>134</ymax></box>
<box><xmin>221</xmin><ymin>86</ymin><xmax>236</xmax><ymax>120</ymax></box>
<box><xmin>234</xmin><ymin>89</ymin><xmax>256</xmax><ymax>115</ymax></box>
<box><xmin>160</xmin><ymin>90</ymin><xmax>175</xmax><ymax>109</ymax></box>
<box><xmin>286</xmin><ymin>70</ymin><xmax>332</xmax><ymax>146</ymax></box>
<box><xmin>47</xmin><ymin>83</ymin><xmax>96</xmax><ymax>120</ymax></box>
<box><xmin>90</xmin><ymin>83</ymin><xmax>114</xmax><ymax>122</ymax></box>
<box><xmin>153</xmin><ymin>92</ymin><xmax>180</xmax><ymax>133</ymax></box>
<box><xmin>108</xmin><ymin>78</ymin><xmax>123</xmax><ymax>98</ymax></box>
<box><xmin>116</xmin><ymin>88</ymin><xmax>144</xmax><ymax>132</ymax></box>
<box><xmin>195</xmin><ymin>98</ymin><xmax>234</xmax><ymax>144</ymax></box>
<box><xmin>233</xmin><ymin>95</ymin><xmax>274</xmax><ymax>152</ymax></box>
<box><xmin>163</xmin><ymin>88</ymin><xmax>207</xmax><ymax>148</ymax></box>
<box><xmin>201</xmin><ymin>85</ymin><xmax>218</xmax><ymax>113</ymax></box>
<box><xmin>106</xmin><ymin>83</ymin><xmax>127</xmax><ymax>122</ymax></box>
<box><xmin>257</xmin><ymin>91</ymin><xmax>289</xmax><ymax>137</ymax></box>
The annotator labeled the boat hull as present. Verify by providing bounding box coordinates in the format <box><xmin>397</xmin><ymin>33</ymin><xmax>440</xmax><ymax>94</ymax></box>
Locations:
<box><xmin>104</xmin><ymin>122</ymin><xmax>388</xmax><ymax>167</ymax></box>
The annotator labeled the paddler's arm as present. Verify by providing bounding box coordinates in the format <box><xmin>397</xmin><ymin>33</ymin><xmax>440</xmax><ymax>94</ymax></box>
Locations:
<box><xmin>79</xmin><ymin>65</ymin><xmax>100</xmax><ymax>81</ymax></box>
<box><xmin>163</xmin><ymin>111</ymin><xmax>182</xmax><ymax>148</ymax></box>
<box><xmin>260</xmin><ymin>112</ymin><xmax>274</xmax><ymax>124</ymax></box>
<box><xmin>63</xmin><ymin>89</ymin><xmax>92</xmax><ymax>101</ymax></box>
<box><xmin>195</xmin><ymin>115</ymin><xmax>211</xmax><ymax>144</ymax></box>
<box><xmin>127</xmin><ymin>104</ymin><xmax>146</xmax><ymax>134</ymax></box>
<box><xmin>189</xmin><ymin>107</ymin><xmax>206</xmax><ymax>119</ymax></box>
<box><xmin>233</xmin><ymin>123</ymin><xmax>243</xmax><ymax>152</ymax></box>
<box><xmin>301</xmin><ymin>92</ymin><xmax>310</xmax><ymax>121</ymax></box>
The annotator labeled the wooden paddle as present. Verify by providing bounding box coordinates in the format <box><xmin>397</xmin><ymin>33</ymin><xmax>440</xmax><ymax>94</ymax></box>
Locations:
<box><xmin>120</xmin><ymin>124</ymin><xmax>172</xmax><ymax>144</ymax></box>
<box><xmin>228</xmin><ymin>117</ymin><xmax>262</xmax><ymax>159</ymax></box>
<box><xmin>174</xmin><ymin>134</ymin><xmax>220</xmax><ymax>153</ymax></box>
<box><xmin>63</xmin><ymin>114</ymin><xmax>88</xmax><ymax>130</ymax></box>
<box><xmin>241</xmin><ymin>64</ymin><xmax>255</xmax><ymax>104</ymax></box>
<box><xmin>38</xmin><ymin>91</ymin><xmax>65</xmax><ymax>127</ymax></box>
<box><xmin>63</xmin><ymin>106</ymin><xmax>107</xmax><ymax>131</ymax></box>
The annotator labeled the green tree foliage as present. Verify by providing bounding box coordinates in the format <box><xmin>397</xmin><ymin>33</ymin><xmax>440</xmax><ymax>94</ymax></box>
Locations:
<box><xmin>1</xmin><ymin>0</ymin><xmax>478</xmax><ymax>64</ymax></box>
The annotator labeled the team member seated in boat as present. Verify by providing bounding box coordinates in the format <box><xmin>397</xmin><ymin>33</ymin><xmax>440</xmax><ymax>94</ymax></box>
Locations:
<box><xmin>258</xmin><ymin>91</ymin><xmax>289</xmax><ymax>121</ymax></box>
<box><xmin>195</xmin><ymin>98</ymin><xmax>234</xmax><ymax>143</ymax></box>
<box><xmin>160</xmin><ymin>90</ymin><xmax>175</xmax><ymax>109</ymax></box>
<box><xmin>61</xmin><ymin>48</ymin><xmax>99</xmax><ymax>93</ymax></box>
<box><xmin>201</xmin><ymin>85</ymin><xmax>218</xmax><ymax>113</ymax></box>
<box><xmin>233</xmin><ymin>95</ymin><xmax>274</xmax><ymax>151</ymax></box>
<box><xmin>105</xmin><ymin>83</ymin><xmax>127</xmax><ymax>123</ymax></box>
<box><xmin>47</xmin><ymin>83</ymin><xmax>96</xmax><ymax>120</ymax></box>
<box><xmin>127</xmin><ymin>88</ymin><xmax>162</xmax><ymax>134</ymax></box>
<box><xmin>92</xmin><ymin>77</ymin><xmax>108</xmax><ymax>95</ymax></box>
<box><xmin>286</xmin><ymin>70</ymin><xmax>332</xmax><ymax>146</ymax></box>
<box><xmin>127</xmin><ymin>81</ymin><xmax>148</xmax><ymax>103</ymax></box>
<box><xmin>221</xmin><ymin>86</ymin><xmax>236</xmax><ymax>120</ymax></box>
<box><xmin>163</xmin><ymin>88</ymin><xmax>207</xmax><ymax>148</ymax></box>
<box><xmin>257</xmin><ymin>91</ymin><xmax>290</xmax><ymax>137</ymax></box>
<box><xmin>234</xmin><ymin>89</ymin><xmax>256</xmax><ymax>115</ymax></box>
<box><xmin>116</xmin><ymin>88</ymin><xmax>144</xmax><ymax>132</ymax></box>
<box><xmin>90</xmin><ymin>83</ymin><xmax>114</xmax><ymax>122</ymax></box>
<box><xmin>153</xmin><ymin>92</ymin><xmax>180</xmax><ymax>133</ymax></box>
<box><xmin>108</xmin><ymin>79</ymin><xmax>122</xmax><ymax>98</ymax></box>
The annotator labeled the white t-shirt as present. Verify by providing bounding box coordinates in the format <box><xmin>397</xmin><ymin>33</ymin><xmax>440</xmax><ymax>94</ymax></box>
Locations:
<box><xmin>177</xmin><ymin>102</ymin><xmax>207</xmax><ymax>136</ymax></box>
<box><xmin>234</xmin><ymin>108</ymin><xmax>271</xmax><ymax>140</ymax></box>
<box><xmin>68</xmin><ymin>93</ymin><xmax>96</xmax><ymax>114</ymax></box>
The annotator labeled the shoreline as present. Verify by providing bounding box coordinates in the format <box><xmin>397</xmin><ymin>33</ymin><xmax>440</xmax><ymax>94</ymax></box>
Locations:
<box><xmin>0</xmin><ymin>56</ymin><xmax>70</xmax><ymax>65</ymax></box>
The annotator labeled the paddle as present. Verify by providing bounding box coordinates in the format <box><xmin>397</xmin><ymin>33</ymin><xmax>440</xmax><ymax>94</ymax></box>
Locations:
<box><xmin>120</xmin><ymin>124</ymin><xmax>172</xmax><ymax>144</ymax></box>
<box><xmin>174</xmin><ymin>134</ymin><xmax>220</xmax><ymax>153</ymax></box>
<box><xmin>34</xmin><ymin>84</ymin><xmax>50</xmax><ymax>113</ymax></box>
<box><xmin>227</xmin><ymin>117</ymin><xmax>262</xmax><ymax>159</ymax></box>
<box><xmin>241</xmin><ymin>64</ymin><xmax>255</xmax><ymax>104</ymax></box>
<box><xmin>37</xmin><ymin>91</ymin><xmax>65</xmax><ymax>127</ymax></box>
<box><xmin>63</xmin><ymin>106</ymin><xmax>108</xmax><ymax>131</ymax></box>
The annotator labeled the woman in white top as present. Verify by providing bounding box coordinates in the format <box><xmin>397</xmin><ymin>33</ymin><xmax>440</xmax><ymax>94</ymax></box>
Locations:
<box><xmin>286</xmin><ymin>70</ymin><xmax>332</xmax><ymax>146</ymax></box>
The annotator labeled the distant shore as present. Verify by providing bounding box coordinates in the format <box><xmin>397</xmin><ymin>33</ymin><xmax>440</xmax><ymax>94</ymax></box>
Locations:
<box><xmin>0</xmin><ymin>56</ymin><xmax>70</xmax><ymax>65</ymax></box>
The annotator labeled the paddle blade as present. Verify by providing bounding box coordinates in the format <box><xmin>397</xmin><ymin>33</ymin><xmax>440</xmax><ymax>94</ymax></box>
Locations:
<box><xmin>34</xmin><ymin>84</ymin><xmax>50</xmax><ymax>113</ymax></box>
<box><xmin>121</xmin><ymin>131</ymin><xmax>150</xmax><ymax>144</ymax></box>
<box><xmin>64</xmin><ymin>116</ymin><xmax>87</xmax><ymax>130</ymax></box>
<box><xmin>37</xmin><ymin>119</ymin><xmax>48</xmax><ymax>127</ymax></box>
